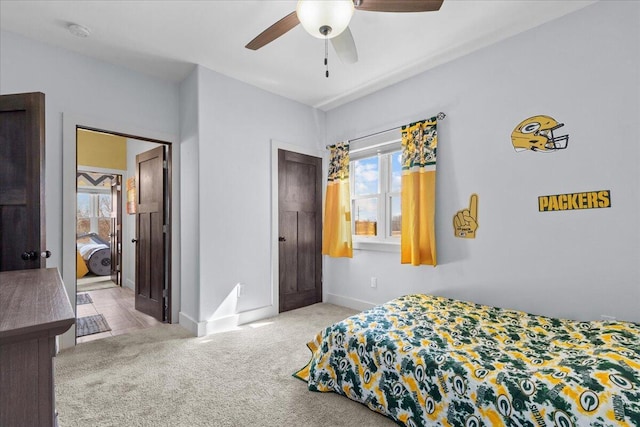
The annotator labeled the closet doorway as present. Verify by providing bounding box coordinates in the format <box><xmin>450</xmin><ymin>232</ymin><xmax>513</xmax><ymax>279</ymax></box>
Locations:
<box><xmin>74</xmin><ymin>128</ymin><xmax>171</xmax><ymax>343</ymax></box>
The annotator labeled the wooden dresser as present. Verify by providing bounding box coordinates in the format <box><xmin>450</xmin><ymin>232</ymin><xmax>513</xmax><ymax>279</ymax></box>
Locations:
<box><xmin>0</xmin><ymin>268</ymin><xmax>75</xmax><ymax>427</ymax></box>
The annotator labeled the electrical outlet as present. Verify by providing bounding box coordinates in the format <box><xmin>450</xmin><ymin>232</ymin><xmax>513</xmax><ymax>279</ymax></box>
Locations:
<box><xmin>237</xmin><ymin>283</ymin><xmax>244</xmax><ymax>298</ymax></box>
<box><xmin>600</xmin><ymin>315</ymin><xmax>616</xmax><ymax>321</ymax></box>
<box><xmin>370</xmin><ymin>277</ymin><xmax>377</xmax><ymax>288</ymax></box>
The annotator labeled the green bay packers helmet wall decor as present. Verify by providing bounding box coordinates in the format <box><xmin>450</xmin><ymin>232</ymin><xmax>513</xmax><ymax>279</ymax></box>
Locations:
<box><xmin>511</xmin><ymin>115</ymin><xmax>569</xmax><ymax>152</ymax></box>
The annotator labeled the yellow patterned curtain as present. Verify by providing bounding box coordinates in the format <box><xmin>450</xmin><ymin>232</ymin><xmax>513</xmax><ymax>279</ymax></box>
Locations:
<box><xmin>401</xmin><ymin>118</ymin><xmax>438</xmax><ymax>266</ymax></box>
<box><xmin>322</xmin><ymin>142</ymin><xmax>353</xmax><ymax>258</ymax></box>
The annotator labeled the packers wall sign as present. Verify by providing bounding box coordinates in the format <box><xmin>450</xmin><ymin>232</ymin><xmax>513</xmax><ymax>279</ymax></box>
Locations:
<box><xmin>538</xmin><ymin>190</ymin><xmax>611</xmax><ymax>212</ymax></box>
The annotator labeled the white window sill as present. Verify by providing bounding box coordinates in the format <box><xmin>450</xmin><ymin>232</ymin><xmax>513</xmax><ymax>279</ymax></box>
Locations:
<box><xmin>353</xmin><ymin>240</ymin><xmax>400</xmax><ymax>253</ymax></box>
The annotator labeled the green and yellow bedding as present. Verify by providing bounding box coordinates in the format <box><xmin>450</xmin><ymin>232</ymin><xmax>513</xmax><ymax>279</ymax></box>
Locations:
<box><xmin>295</xmin><ymin>294</ymin><xmax>640</xmax><ymax>426</ymax></box>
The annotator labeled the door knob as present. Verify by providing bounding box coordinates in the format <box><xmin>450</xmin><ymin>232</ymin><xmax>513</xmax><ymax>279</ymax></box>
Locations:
<box><xmin>278</xmin><ymin>236</ymin><xmax>286</xmax><ymax>242</ymax></box>
<box><xmin>131</xmin><ymin>239</ymin><xmax>138</xmax><ymax>243</ymax></box>
<box><xmin>21</xmin><ymin>251</ymin><xmax>38</xmax><ymax>261</ymax></box>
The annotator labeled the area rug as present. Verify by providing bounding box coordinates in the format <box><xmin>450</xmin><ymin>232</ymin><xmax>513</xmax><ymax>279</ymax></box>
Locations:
<box><xmin>76</xmin><ymin>293</ymin><xmax>93</xmax><ymax>305</ymax></box>
<box><xmin>76</xmin><ymin>314</ymin><xmax>111</xmax><ymax>337</ymax></box>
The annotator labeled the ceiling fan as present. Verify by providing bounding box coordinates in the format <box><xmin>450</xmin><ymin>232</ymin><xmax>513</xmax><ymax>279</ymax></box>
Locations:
<box><xmin>246</xmin><ymin>0</ymin><xmax>444</xmax><ymax>75</ymax></box>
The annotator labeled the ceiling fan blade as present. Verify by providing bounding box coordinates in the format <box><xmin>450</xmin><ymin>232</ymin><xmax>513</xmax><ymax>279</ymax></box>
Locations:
<box><xmin>331</xmin><ymin>27</ymin><xmax>358</xmax><ymax>64</ymax></box>
<box><xmin>355</xmin><ymin>0</ymin><xmax>444</xmax><ymax>13</ymax></box>
<box><xmin>245</xmin><ymin>11</ymin><xmax>300</xmax><ymax>50</ymax></box>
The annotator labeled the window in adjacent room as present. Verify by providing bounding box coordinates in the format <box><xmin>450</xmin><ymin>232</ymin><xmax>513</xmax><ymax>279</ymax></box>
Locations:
<box><xmin>76</xmin><ymin>172</ymin><xmax>113</xmax><ymax>243</ymax></box>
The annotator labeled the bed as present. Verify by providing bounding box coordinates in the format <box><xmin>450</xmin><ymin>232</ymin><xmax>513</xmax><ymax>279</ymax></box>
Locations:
<box><xmin>295</xmin><ymin>294</ymin><xmax>640</xmax><ymax>426</ymax></box>
<box><xmin>77</xmin><ymin>233</ymin><xmax>111</xmax><ymax>276</ymax></box>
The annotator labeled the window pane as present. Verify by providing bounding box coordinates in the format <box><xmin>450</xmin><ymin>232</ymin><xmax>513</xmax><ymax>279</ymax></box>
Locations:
<box><xmin>76</xmin><ymin>219</ymin><xmax>90</xmax><ymax>236</ymax></box>
<box><xmin>98</xmin><ymin>218</ymin><xmax>111</xmax><ymax>242</ymax></box>
<box><xmin>77</xmin><ymin>193</ymin><xmax>91</xmax><ymax>218</ymax></box>
<box><xmin>391</xmin><ymin>150</ymin><xmax>402</xmax><ymax>193</ymax></box>
<box><xmin>353</xmin><ymin>198</ymin><xmax>377</xmax><ymax>236</ymax></box>
<box><xmin>390</xmin><ymin>196</ymin><xmax>401</xmax><ymax>237</ymax></box>
<box><xmin>98</xmin><ymin>194</ymin><xmax>111</xmax><ymax>218</ymax></box>
<box><xmin>353</xmin><ymin>156</ymin><xmax>379</xmax><ymax>196</ymax></box>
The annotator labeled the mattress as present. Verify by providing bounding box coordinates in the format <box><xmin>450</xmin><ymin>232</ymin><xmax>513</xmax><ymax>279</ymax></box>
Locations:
<box><xmin>295</xmin><ymin>294</ymin><xmax>640</xmax><ymax>426</ymax></box>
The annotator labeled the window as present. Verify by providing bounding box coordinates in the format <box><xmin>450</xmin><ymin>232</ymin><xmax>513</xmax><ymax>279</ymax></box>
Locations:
<box><xmin>77</xmin><ymin>192</ymin><xmax>112</xmax><ymax>241</ymax></box>
<box><xmin>76</xmin><ymin>172</ymin><xmax>113</xmax><ymax>242</ymax></box>
<box><xmin>351</xmin><ymin>149</ymin><xmax>402</xmax><ymax>243</ymax></box>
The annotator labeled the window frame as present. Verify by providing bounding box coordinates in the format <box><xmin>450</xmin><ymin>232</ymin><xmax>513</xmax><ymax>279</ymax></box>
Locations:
<box><xmin>77</xmin><ymin>187</ymin><xmax>111</xmax><ymax>239</ymax></box>
<box><xmin>349</xmin><ymin>142</ymin><xmax>402</xmax><ymax>252</ymax></box>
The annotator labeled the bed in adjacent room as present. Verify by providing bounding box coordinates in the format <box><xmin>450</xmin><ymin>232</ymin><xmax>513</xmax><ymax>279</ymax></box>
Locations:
<box><xmin>76</xmin><ymin>233</ymin><xmax>112</xmax><ymax>276</ymax></box>
<box><xmin>295</xmin><ymin>294</ymin><xmax>640</xmax><ymax>426</ymax></box>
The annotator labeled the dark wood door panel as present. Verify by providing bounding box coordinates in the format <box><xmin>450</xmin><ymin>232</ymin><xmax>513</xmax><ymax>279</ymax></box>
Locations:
<box><xmin>138</xmin><ymin>213</ymin><xmax>151</xmax><ymax>296</ymax></box>
<box><xmin>135</xmin><ymin>146</ymin><xmax>165</xmax><ymax>321</ymax></box>
<box><xmin>0</xmin><ymin>92</ymin><xmax>45</xmax><ymax>272</ymax></box>
<box><xmin>297</xmin><ymin>211</ymin><xmax>317</xmax><ymax>292</ymax></box>
<box><xmin>149</xmin><ymin>211</ymin><xmax>164</xmax><ymax>302</ymax></box>
<box><xmin>0</xmin><ymin>207</ymin><xmax>28</xmax><ymax>271</ymax></box>
<box><xmin>0</xmin><ymin>110</ymin><xmax>27</xmax><ymax>197</ymax></box>
<box><xmin>280</xmin><ymin>289</ymin><xmax>318</xmax><ymax>312</ymax></box>
<box><xmin>279</xmin><ymin>210</ymin><xmax>298</xmax><ymax>295</ymax></box>
<box><xmin>278</xmin><ymin>149</ymin><xmax>322</xmax><ymax>312</ymax></box>
<box><xmin>284</xmin><ymin>160</ymin><xmax>316</xmax><ymax>208</ymax></box>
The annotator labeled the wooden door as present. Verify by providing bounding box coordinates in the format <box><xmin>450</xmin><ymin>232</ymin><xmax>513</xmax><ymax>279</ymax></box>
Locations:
<box><xmin>278</xmin><ymin>149</ymin><xmax>322</xmax><ymax>312</ymax></box>
<box><xmin>134</xmin><ymin>146</ymin><xmax>166</xmax><ymax>321</ymax></box>
<box><xmin>110</xmin><ymin>175</ymin><xmax>122</xmax><ymax>285</ymax></box>
<box><xmin>0</xmin><ymin>92</ymin><xmax>46</xmax><ymax>272</ymax></box>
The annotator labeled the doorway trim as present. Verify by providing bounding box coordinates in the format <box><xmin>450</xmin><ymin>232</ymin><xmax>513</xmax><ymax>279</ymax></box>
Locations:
<box><xmin>270</xmin><ymin>140</ymin><xmax>324</xmax><ymax>314</ymax></box>
<box><xmin>62</xmin><ymin>113</ymin><xmax>180</xmax><ymax>349</ymax></box>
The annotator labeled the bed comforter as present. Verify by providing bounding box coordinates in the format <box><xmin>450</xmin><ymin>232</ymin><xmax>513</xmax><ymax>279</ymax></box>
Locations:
<box><xmin>77</xmin><ymin>242</ymin><xmax>111</xmax><ymax>276</ymax></box>
<box><xmin>295</xmin><ymin>294</ymin><xmax>640</xmax><ymax>426</ymax></box>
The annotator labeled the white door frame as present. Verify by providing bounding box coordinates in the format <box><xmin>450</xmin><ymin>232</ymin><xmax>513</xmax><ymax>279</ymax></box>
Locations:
<box><xmin>61</xmin><ymin>113</ymin><xmax>180</xmax><ymax>349</ymax></box>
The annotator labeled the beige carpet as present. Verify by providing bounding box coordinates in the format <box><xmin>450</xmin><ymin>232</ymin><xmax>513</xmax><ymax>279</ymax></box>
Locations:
<box><xmin>55</xmin><ymin>303</ymin><xmax>395</xmax><ymax>427</ymax></box>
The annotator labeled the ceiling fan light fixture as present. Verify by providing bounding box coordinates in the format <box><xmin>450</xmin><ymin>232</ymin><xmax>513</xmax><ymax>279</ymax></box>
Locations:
<box><xmin>296</xmin><ymin>0</ymin><xmax>354</xmax><ymax>39</ymax></box>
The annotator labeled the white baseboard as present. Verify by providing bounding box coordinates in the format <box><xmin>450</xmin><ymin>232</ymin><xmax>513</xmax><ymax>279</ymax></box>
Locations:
<box><xmin>182</xmin><ymin>297</ymin><xmax>374</xmax><ymax>338</ymax></box>
<box><xmin>124</xmin><ymin>278</ymin><xmax>135</xmax><ymax>290</ymax></box>
<box><xmin>180</xmin><ymin>305</ymin><xmax>279</xmax><ymax>337</ymax></box>
<box><xmin>179</xmin><ymin>311</ymin><xmax>205</xmax><ymax>336</ymax></box>
<box><xmin>204</xmin><ymin>305</ymin><xmax>278</xmax><ymax>336</ymax></box>
<box><xmin>324</xmin><ymin>293</ymin><xmax>377</xmax><ymax>312</ymax></box>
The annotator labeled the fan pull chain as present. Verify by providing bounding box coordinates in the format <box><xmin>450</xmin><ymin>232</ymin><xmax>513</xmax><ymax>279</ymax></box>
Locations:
<box><xmin>324</xmin><ymin>37</ymin><xmax>329</xmax><ymax>78</ymax></box>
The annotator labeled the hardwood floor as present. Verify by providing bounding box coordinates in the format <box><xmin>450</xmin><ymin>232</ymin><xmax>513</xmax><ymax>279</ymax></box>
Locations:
<box><xmin>76</xmin><ymin>286</ymin><xmax>163</xmax><ymax>344</ymax></box>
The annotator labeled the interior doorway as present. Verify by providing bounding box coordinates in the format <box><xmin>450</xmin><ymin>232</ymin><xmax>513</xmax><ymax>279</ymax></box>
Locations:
<box><xmin>74</xmin><ymin>128</ymin><xmax>172</xmax><ymax>343</ymax></box>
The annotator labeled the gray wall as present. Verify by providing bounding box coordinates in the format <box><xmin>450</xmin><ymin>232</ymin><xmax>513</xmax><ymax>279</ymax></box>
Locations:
<box><xmin>0</xmin><ymin>30</ymin><xmax>181</xmax><ymax>343</ymax></box>
<box><xmin>324</xmin><ymin>1</ymin><xmax>640</xmax><ymax>323</ymax></box>
<box><xmin>0</xmin><ymin>30</ymin><xmax>180</xmax><ymax>270</ymax></box>
<box><xmin>189</xmin><ymin>65</ymin><xmax>325</xmax><ymax>327</ymax></box>
<box><xmin>178</xmin><ymin>67</ymin><xmax>200</xmax><ymax>324</ymax></box>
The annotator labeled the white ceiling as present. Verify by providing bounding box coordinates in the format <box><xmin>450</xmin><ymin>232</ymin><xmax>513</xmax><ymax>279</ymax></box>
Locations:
<box><xmin>0</xmin><ymin>0</ymin><xmax>596</xmax><ymax>111</ymax></box>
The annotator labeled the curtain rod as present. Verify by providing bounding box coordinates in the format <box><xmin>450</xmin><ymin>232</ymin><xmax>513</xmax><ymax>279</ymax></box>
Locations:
<box><xmin>326</xmin><ymin>112</ymin><xmax>446</xmax><ymax>150</ymax></box>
